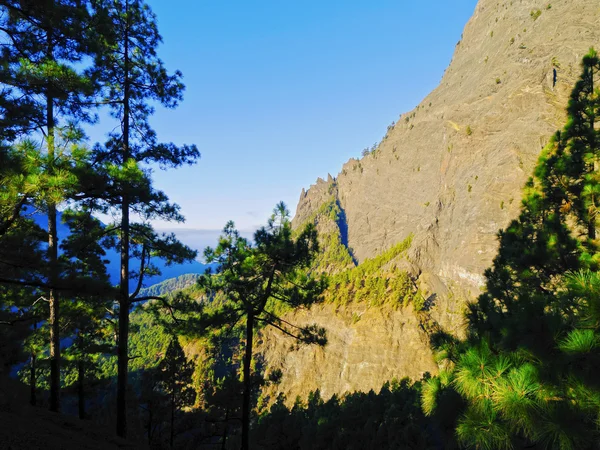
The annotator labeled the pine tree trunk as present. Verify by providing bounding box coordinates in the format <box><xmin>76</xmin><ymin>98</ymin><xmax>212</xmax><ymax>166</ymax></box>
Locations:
<box><xmin>48</xmin><ymin>203</ymin><xmax>59</xmax><ymax>412</ymax></box>
<box><xmin>116</xmin><ymin>1</ymin><xmax>131</xmax><ymax>436</ymax></box>
<box><xmin>241</xmin><ymin>311</ymin><xmax>254</xmax><ymax>450</ymax></box>
<box><xmin>78</xmin><ymin>359</ymin><xmax>85</xmax><ymax>419</ymax></box>
<box><xmin>46</xmin><ymin>2</ymin><xmax>60</xmax><ymax>412</ymax></box>
<box><xmin>147</xmin><ymin>401</ymin><xmax>153</xmax><ymax>445</ymax></box>
<box><xmin>170</xmin><ymin>390</ymin><xmax>175</xmax><ymax>448</ymax></box>
<box><xmin>117</xmin><ymin>198</ymin><xmax>130</xmax><ymax>437</ymax></box>
<box><xmin>30</xmin><ymin>319</ymin><xmax>37</xmax><ymax>406</ymax></box>
<box><xmin>29</xmin><ymin>352</ymin><xmax>36</xmax><ymax>406</ymax></box>
<box><xmin>221</xmin><ymin>408</ymin><xmax>229</xmax><ymax>450</ymax></box>
<box><xmin>590</xmin><ymin>68</ymin><xmax>597</xmax><ymax>241</ymax></box>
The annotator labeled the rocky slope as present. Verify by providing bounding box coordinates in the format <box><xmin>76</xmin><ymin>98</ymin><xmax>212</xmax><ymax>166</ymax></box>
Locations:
<box><xmin>259</xmin><ymin>303</ymin><xmax>437</xmax><ymax>405</ymax></box>
<box><xmin>260</xmin><ymin>0</ymin><xmax>600</xmax><ymax>404</ymax></box>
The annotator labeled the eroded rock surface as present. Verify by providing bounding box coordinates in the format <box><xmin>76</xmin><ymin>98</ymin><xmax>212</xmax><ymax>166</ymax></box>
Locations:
<box><xmin>259</xmin><ymin>303</ymin><xmax>437</xmax><ymax>406</ymax></box>
<box><xmin>262</xmin><ymin>0</ymin><xmax>600</xmax><ymax>403</ymax></box>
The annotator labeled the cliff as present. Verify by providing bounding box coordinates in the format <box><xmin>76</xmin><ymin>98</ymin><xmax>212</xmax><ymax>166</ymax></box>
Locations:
<box><xmin>260</xmin><ymin>0</ymin><xmax>600</xmax><ymax>404</ymax></box>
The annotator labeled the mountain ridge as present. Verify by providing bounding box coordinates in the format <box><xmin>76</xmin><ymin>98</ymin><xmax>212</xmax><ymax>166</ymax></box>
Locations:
<box><xmin>295</xmin><ymin>0</ymin><xmax>600</xmax><ymax>307</ymax></box>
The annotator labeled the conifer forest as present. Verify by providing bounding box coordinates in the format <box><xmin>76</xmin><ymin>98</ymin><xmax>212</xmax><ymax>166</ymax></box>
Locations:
<box><xmin>1</xmin><ymin>1</ymin><xmax>600</xmax><ymax>449</ymax></box>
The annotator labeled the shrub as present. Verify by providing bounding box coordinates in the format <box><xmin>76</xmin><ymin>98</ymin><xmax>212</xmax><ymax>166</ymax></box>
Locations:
<box><xmin>530</xmin><ymin>9</ymin><xmax>542</xmax><ymax>20</ymax></box>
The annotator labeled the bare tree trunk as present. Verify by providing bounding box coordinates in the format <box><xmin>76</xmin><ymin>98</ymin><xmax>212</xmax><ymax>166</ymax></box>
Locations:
<box><xmin>170</xmin><ymin>390</ymin><xmax>175</xmax><ymax>448</ymax></box>
<box><xmin>241</xmin><ymin>311</ymin><xmax>254</xmax><ymax>450</ymax></box>
<box><xmin>116</xmin><ymin>0</ymin><xmax>131</xmax><ymax>438</ymax></box>
<box><xmin>46</xmin><ymin>0</ymin><xmax>60</xmax><ymax>412</ymax></box>
<box><xmin>78</xmin><ymin>359</ymin><xmax>85</xmax><ymax>419</ymax></box>
<box><xmin>116</xmin><ymin>197</ymin><xmax>130</xmax><ymax>437</ymax></box>
<box><xmin>29</xmin><ymin>353</ymin><xmax>36</xmax><ymax>406</ymax></box>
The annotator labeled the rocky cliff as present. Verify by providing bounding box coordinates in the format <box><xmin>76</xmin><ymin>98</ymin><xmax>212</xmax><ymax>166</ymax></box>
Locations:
<box><xmin>260</xmin><ymin>0</ymin><xmax>600</xmax><ymax>405</ymax></box>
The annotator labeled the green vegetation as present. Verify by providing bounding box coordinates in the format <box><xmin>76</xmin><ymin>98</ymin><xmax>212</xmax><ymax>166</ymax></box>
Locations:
<box><xmin>314</xmin><ymin>231</ymin><xmax>355</xmax><ymax>272</ymax></box>
<box><xmin>296</xmin><ymin>195</ymin><xmax>417</xmax><ymax>310</ymax></box>
<box><xmin>299</xmin><ymin>196</ymin><xmax>355</xmax><ymax>272</ymax></box>
<box><xmin>325</xmin><ymin>236</ymin><xmax>415</xmax><ymax>309</ymax></box>
<box><xmin>139</xmin><ymin>273</ymin><xmax>201</xmax><ymax>298</ymax></box>
<box><xmin>253</xmin><ymin>378</ymin><xmax>456</xmax><ymax>449</ymax></box>
<box><xmin>157</xmin><ymin>337</ymin><xmax>196</xmax><ymax>448</ymax></box>
<box><xmin>2</xmin><ymin>1</ymin><xmax>600</xmax><ymax>449</ymax></box>
<box><xmin>172</xmin><ymin>203</ymin><xmax>328</xmax><ymax>450</ymax></box>
<box><xmin>0</xmin><ymin>0</ymin><xmax>198</xmax><ymax>439</ymax></box>
<box><xmin>552</xmin><ymin>55</ymin><xmax>561</xmax><ymax>68</ymax></box>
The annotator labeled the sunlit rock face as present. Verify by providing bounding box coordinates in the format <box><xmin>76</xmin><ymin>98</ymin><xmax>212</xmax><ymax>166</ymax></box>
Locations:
<box><xmin>259</xmin><ymin>0</ymin><xmax>600</xmax><ymax>404</ymax></box>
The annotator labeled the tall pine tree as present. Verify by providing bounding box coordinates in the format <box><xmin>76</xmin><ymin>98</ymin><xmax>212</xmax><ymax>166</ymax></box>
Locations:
<box><xmin>157</xmin><ymin>336</ymin><xmax>196</xmax><ymax>449</ymax></box>
<box><xmin>186</xmin><ymin>202</ymin><xmax>327</xmax><ymax>450</ymax></box>
<box><xmin>89</xmin><ymin>0</ymin><xmax>199</xmax><ymax>437</ymax></box>
<box><xmin>0</xmin><ymin>0</ymin><xmax>98</xmax><ymax>412</ymax></box>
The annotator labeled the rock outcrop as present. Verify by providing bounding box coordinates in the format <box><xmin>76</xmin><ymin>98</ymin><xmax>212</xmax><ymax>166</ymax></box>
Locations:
<box><xmin>260</xmin><ymin>0</ymin><xmax>600</xmax><ymax>404</ymax></box>
<box><xmin>259</xmin><ymin>303</ymin><xmax>437</xmax><ymax>406</ymax></box>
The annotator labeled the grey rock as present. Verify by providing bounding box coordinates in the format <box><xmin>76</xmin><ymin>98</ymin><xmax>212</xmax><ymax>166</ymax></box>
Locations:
<box><xmin>260</xmin><ymin>0</ymin><xmax>600</xmax><ymax>403</ymax></box>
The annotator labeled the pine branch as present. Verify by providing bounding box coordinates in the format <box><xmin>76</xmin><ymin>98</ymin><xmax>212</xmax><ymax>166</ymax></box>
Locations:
<box><xmin>255</xmin><ymin>316</ymin><xmax>307</xmax><ymax>342</ymax></box>
<box><xmin>129</xmin><ymin>243</ymin><xmax>148</xmax><ymax>301</ymax></box>
<box><xmin>0</xmin><ymin>195</ymin><xmax>28</xmax><ymax>237</ymax></box>
<box><xmin>0</xmin><ymin>314</ymin><xmax>40</xmax><ymax>326</ymax></box>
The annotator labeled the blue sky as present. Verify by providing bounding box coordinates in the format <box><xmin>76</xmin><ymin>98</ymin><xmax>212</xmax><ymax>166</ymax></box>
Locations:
<box><xmin>92</xmin><ymin>0</ymin><xmax>478</xmax><ymax>251</ymax></box>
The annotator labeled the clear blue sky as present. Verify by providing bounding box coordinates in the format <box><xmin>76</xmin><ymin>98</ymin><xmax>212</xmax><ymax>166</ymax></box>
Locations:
<box><xmin>95</xmin><ymin>0</ymin><xmax>478</xmax><ymax>250</ymax></box>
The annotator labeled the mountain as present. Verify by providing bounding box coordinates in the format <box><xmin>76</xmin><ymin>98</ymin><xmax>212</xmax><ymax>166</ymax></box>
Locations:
<box><xmin>258</xmin><ymin>0</ymin><xmax>600</xmax><ymax>404</ymax></box>
<box><xmin>138</xmin><ymin>273</ymin><xmax>201</xmax><ymax>298</ymax></box>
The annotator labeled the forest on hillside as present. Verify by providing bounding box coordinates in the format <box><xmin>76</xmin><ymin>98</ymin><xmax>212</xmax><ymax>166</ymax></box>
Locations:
<box><xmin>1</xmin><ymin>1</ymin><xmax>600</xmax><ymax>449</ymax></box>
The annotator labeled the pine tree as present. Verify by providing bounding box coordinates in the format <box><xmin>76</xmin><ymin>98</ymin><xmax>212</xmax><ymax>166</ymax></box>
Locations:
<box><xmin>157</xmin><ymin>336</ymin><xmax>196</xmax><ymax>449</ymax></box>
<box><xmin>185</xmin><ymin>202</ymin><xmax>328</xmax><ymax>450</ymax></box>
<box><xmin>0</xmin><ymin>0</ymin><xmax>98</xmax><ymax>412</ymax></box>
<box><xmin>139</xmin><ymin>367</ymin><xmax>168</xmax><ymax>445</ymax></box>
<box><xmin>423</xmin><ymin>49</ymin><xmax>600</xmax><ymax>450</ymax></box>
<box><xmin>0</xmin><ymin>144</ymin><xmax>48</xmax><ymax>389</ymax></box>
<box><xmin>88</xmin><ymin>0</ymin><xmax>199</xmax><ymax>436</ymax></box>
<box><xmin>59</xmin><ymin>209</ymin><xmax>114</xmax><ymax>419</ymax></box>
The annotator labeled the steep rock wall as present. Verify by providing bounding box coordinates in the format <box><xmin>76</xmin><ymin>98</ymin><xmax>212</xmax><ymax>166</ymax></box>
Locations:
<box><xmin>262</xmin><ymin>0</ymin><xmax>600</xmax><ymax>404</ymax></box>
<box><xmin>259</xmin><ymin>303</ymin><xmax>437</xmax><ymax>406</ymax></box>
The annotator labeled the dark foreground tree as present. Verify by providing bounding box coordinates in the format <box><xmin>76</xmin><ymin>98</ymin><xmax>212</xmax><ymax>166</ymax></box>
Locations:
<box><xmin>0</xmin><ymin>0</ymin><xmax>98</xmax><ymax>412</ymax></box>
<box><xmin>182</xmin><ymin>202</ymin><xmax>327</xmax><ymax>450</ymax></box>
<box><xmin>89</xmin><ymin>0</ymin><xmax>199</xmax><ymax>436</ymax></box>
<box><xmin>423</xmin><ymin>49</ymin><xmax>600</xmax><ymax>450</ymax></box>
<box><xmin>157</xmin><ymin>336</ymin><xmax>196</xmax><ymax>448</ymax></box>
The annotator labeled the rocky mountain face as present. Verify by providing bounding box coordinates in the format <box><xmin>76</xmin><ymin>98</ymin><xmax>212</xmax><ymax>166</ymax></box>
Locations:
<box><xmin>258</xmin><ymin>0</ymin><xmax>600</xmax><ymax>405</ymax></box>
